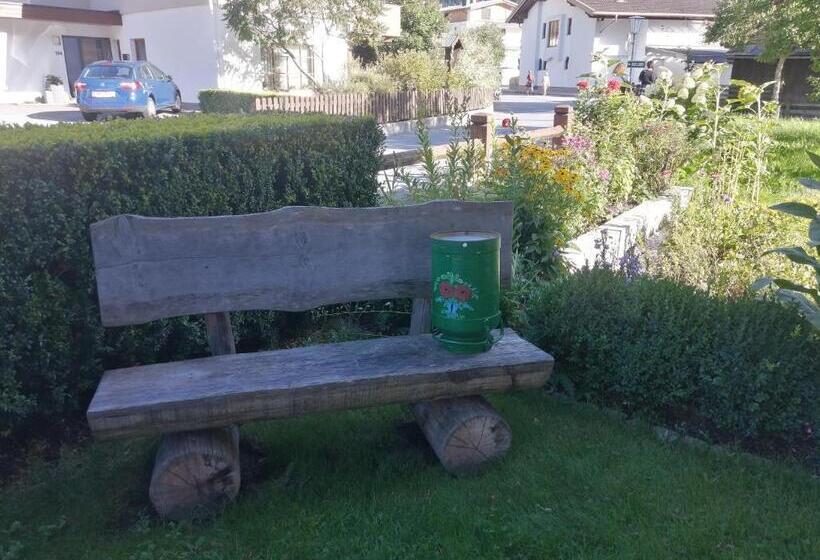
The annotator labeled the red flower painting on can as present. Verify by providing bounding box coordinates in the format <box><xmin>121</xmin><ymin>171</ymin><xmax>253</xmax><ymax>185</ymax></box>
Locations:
<box><xmin>434</xmin><ymin>272</ymin><xmax>478</xmax><ymax>319</ymax></box>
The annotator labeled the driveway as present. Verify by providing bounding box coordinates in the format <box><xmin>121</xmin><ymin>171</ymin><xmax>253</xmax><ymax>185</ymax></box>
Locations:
<box><xmin>0</xmin><ymin>102</ymin><xmax>200</xmax><ymax>126</ymax></box>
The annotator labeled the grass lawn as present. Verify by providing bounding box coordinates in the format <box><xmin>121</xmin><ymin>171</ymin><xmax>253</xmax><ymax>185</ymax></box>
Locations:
<box><xmin>764</xmin><ymin>118</ymin><xmax>820</xmax><ymax>204</ymax></box>
<box><xmin>1</xmin><ymin>392</ymin><xmax>817</xmax><ymax>560</ymax></box>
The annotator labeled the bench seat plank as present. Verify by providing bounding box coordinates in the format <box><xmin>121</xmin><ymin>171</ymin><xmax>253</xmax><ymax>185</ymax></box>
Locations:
<box><xmin>88</xmin><ymin>331</ymin><xmax>553</xmax><ymax>440</ymax></box>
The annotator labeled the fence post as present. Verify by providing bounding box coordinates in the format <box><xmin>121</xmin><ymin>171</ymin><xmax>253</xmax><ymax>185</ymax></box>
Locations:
<box><xmin>553</xmin><ymin>105</ymin><xmax>574</xmax><ymax>132</ymax></box>
<box><xmin>470</xmin><ymin>113</ymin><xmax>494</xmax><ymax>161</ymax></box>
<box><xmin>553</xmin><ymin>105</ymin><xmax>574</xmax><ymax>147</ymax></box>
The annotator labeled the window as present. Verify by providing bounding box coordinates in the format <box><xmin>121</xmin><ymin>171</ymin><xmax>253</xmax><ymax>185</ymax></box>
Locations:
<box><xmin>564</xmin><ymin>56</ymin><xmax>570</xmax><ymax>70</ymax></box>
<box><xmin>547</xmin><ymin>20</ymin><xmax>560</xmax><ymax>47</ymax></box>
<box><xmin>482</xmin><ymin>7</ymin><xmax>490</xmax><ymax>20</ymax></box>
<box><xmin>567</xmin><ymin>17</ymin><xmax>573</xmax><ymax>35</ymax></box>
<box><xmin>139</xmin><ymin>65</ymin><xmax>154</xmax><ymax>81</ymax></box>
<box><xmin>538</xmin><ymin>58</ymin><xmax>542</xmax><ymax>71</ymax></box>
<box><xmin>132</xmin><ymin>39</ymin><xmax>147</xmax><ymax>61</ymax></box>
<box><xmin>82</xmin><ymin>64</ymin><xmax>132</xmax><ymax>79</ymax></box>
<box><xmin>261</xmin><ymin>44</ymin><xmax>315</xmax><ymax>90</ymax></box>
<box><xmin>150</xmin><ymin>64</ymin><xmax>168</xmax><ymax>80</ymax></box>
<box><xmin>542</xmin><ymin>23</ymin><xmax>546</xmax><ymax>39</ymax></box>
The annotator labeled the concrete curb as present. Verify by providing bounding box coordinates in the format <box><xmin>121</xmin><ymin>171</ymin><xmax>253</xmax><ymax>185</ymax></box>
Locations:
<box><xmin>562</xmin><ymin>186</ymin><xmax>693</xmax><ymax>271</ymax></box>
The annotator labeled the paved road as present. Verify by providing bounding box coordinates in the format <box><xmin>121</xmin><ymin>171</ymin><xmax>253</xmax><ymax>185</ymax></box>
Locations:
<box><xmin>383</xmin><ymin>91</ymin><xmax>576</xmax><ymax>155</ymax></box>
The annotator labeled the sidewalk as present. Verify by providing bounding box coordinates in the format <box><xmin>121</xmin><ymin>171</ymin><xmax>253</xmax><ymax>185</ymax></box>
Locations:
<box><xmin>382</xmin><ymin>91</ymin><xmax>576</xmax><ymax>156</ymax></box>
<box><xmin>380</xmin><ymin>91</ymin><xmax>577</xmax><ymax>197</ymax></box>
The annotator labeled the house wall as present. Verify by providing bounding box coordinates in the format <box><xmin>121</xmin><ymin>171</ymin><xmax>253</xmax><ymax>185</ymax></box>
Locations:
<box><xmin>517</xmin><ymin>1</ymin><xmax>726</xmax><ymax>89</ymax></box>
<box><xmin>0</xmin><ymin>17</ymin><xmax>116</xmax><ymax>102</ymax></box>
<box><xmin>732</xmin><ymin>57</ymin><xmax>818</xmax><ymax>105</ymax></box>
<box><xmin>114</xmin><ymin>4</ymin><xmax>218</xmax><ymax>102</ymax></box>
<box><xmin>518</xmin><ymin>0</ymin><xmax>593</xmax><ymax>89</ymax></box>
<box><xmin>211</xmin><ymin>0</ymin><xmax>349</xmax><ymax>93</ymax></box>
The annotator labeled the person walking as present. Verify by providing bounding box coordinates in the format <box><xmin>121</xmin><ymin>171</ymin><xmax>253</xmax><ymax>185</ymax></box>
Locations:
<box><xmin>638</xmin><ymin>60</ymin><xmax>656</xmax><ymax>94</ymax></box>
<box><xmin>540</xmin><ymin>68</ymin><xmax>550</xmax><ymax>96</ymax></box>
<box><xmin>526</xmin><ymin>71</ymin><xmax>534</xmax><ymax>95</ymax></box>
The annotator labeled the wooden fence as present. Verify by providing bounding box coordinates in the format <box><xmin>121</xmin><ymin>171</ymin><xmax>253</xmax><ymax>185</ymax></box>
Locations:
<box><xmin>253</xmin><ymin>88</ymin><xmax>494</xmax><ymax>123</ymax></box>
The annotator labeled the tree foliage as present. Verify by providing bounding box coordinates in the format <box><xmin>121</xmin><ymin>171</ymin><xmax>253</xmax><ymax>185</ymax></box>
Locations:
<box><xmin>385</xmin><ymin>0</ymin><xmax>448</xmax><ymax>53</ymax></box>
<box><xmin>452</xmin><ymin>24</ymin><xmax>505</xmax><ymax>88</ymax></box>
<box><xmin>222</xmin><ymin>0</ymin><xmax>384</xmax><ymax>86</ymax></box>
<box><xmin>706</xmin><ymin>0</ymin><xmax>820</xmax><ymax>101</ymax></box>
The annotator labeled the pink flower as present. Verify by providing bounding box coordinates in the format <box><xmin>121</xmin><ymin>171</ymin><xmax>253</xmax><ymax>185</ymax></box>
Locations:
<box><xmin>607</xmin><ymin>78</ymin><xmax>621</xmax><ymax>93</ymax></box>
<box><xmin>566</xmin><ymin>135</ymin><xmax>593</xmax><ymax>151</ymax></box>
<box><xmin>577</xmin><ymin>80</ymin><xmax>589</xmax><ymax>91</ymax></box>
<box><xmin>598</xmin><ymin>169</ymin><xmax>611</xmax><ymax>182</ymax></box>
<box><xmin>502</xmin><ymin>117</ymin><xmax>511</xmax><ymax>128</ymax></box>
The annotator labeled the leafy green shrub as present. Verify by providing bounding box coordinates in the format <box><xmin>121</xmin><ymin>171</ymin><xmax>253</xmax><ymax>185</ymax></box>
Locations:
<box><xmin>342</xmin><ymin>60</ymin><xmax>396</xmax><ymax>94</ymax></box>
<box><xmin>574</xmin><ymin>92</ymin><xmax>650</xmax><ymax>204</ymax></box>
<box><xmin>377</xmin><ymin>50</ymin><xmax>450</xmax><ymax>93</ymax></box>
<box><xmin>632</xmin><ymin>120</ymin><xmax>695</xmax><ymax>200</ymax></box>
<box><xmin>199</xmin><ymin>89</ymin><xmax>282</xmax><ymax>113</ymax></box>
<box><xmin>451</xmin><ymin>24</ymin><xmax>504</xmax><ymax>89</ymax></box>
<box><xmin>653</xmin><ymin>188</ymin><xmax>814</xmax><ymax>299</ymax></box>
<box><xmin>0</xmin><ymin>113</ymin><xmax>383</xmax><ymax>441</ymax></box>
<box><xmin>517</xmin><ymin>269</ymin><xmax>819</xmax><ymax>449</ymax></box>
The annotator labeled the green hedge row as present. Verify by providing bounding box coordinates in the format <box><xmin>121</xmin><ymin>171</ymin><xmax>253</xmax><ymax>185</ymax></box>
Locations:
<box><xmin>199</xmin><ymin>89</ymin><xmax>282</xmax><ymax>114</ymax></box>
<box><xmin>518</xmin><ymin>269</ymin><xmax>819</xmax><ymax>451</ymax></box>
<box><xmin>0</xmin><ymin>113</ymin><xmax>384</xmax><ymax>441</ymax></box>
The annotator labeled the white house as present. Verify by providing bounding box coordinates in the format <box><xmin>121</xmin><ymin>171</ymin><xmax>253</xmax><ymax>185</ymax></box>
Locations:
<box><xmin>507</xmin><ymin>0</ymin><xmax>728</xmax><ymax>92</ymax></box>
<box><xmin>0</xmin><ymin>0</ymin><xmax>400</xmax><ymax>103</ymax></box>
<box><xmin>440</xmin><ymin>0</ymin><xmax>521</xmax><ymax>87</ymax></box>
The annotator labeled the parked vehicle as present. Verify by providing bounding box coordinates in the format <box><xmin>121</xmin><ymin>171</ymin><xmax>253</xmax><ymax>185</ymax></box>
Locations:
<box><xmin>74</xmin><ymin>60</ymin><xmax>182</xmax><ymax>121</ymax></box>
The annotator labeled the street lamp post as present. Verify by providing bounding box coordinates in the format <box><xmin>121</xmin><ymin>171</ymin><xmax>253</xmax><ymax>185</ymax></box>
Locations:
<box><xmin>628</xmin><ymin>16</ymin><xmax>646</xmax><ymax>84</ymax></box>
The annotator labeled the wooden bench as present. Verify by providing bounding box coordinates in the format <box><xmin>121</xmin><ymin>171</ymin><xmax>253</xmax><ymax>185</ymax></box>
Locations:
<box><xmin>87</xmin><ymin>200</ymin><xmax>554</xmax><ymax>519</ymax></box>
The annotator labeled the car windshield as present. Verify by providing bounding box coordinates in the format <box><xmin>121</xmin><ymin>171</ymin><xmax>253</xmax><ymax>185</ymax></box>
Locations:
<box><xmin>82</xmin><ymin>65</ymin><xmax>133</xmax><ymax>79</ymax></box>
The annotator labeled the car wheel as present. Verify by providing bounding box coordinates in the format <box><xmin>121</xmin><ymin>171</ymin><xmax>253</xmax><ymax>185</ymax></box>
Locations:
<box><xmin>82</xmin><ymin>112</ymin><xmax>98</xmax><ymax>122</ymax></box>
<box><xmin>171</xmin><ymin>92</ymin><xmax>182</xmax><ymax>113</ymax></box>
<box><xmin>143</xmin><ymin>97</ymin><xmax>157</xmax><ymax>119</ymax></box>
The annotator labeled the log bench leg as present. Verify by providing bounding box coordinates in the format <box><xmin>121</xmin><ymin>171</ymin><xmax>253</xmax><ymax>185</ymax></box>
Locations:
<box><xmin>149</xmin><ymin>426</ymin><xmax>240</xmax><ymax>520</ymax></box>
<box><xmin>412</xmin><ymin>396</ymin><xmax>511</xmax><ymax>475</ymax></box>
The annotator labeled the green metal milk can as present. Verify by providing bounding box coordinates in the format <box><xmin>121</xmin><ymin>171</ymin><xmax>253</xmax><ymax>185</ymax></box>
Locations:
<box><xmin>431</xmin><ymin>231</ymin><xmax>502</xmax><ymax>353</ymax></box>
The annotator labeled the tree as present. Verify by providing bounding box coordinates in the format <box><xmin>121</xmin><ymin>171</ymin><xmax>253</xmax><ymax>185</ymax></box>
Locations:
<box><xmin>452</xmin><ymin>25</ymin><xmax>505</xmax><ymax>88</ymax></box>
<box><xmin>385</xmin><ymin>0</ymin><xmax>448</xmax><ymax>53</ymax></box>
<box><xmin>223</xmin><ymin>0</ymin><xmax>384</xmax><ymax>89</ymax></box>
<box><xmin>706</xmin><ymin>0</ymin><xmax>820</xmax><ymax>108</ymax></box>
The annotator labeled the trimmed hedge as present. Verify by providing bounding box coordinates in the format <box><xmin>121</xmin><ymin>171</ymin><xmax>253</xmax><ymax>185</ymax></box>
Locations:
<box><xmin>0</xmin><ymin>113</ymin><xmax>383</xmax><ymax>440</ymax></box>
<box><xmin>518</xmin><ymin>269</ymin><xmax>819</xmax><ymax>450</ymax></box>
<box><xmin>199</xmin><ymin>89</ymin><xmax>281</xmax><ymax>114</ymax></box>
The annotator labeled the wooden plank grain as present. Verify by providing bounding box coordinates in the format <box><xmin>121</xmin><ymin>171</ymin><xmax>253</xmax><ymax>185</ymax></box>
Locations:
<box><xmin>87</xmin><ymin>331</ymin><xmax>553</xmax><ymax>439</ymax></box>
<box><xmin>91</xmin><ymin>201</ymin><xmax>513</xmax><ymax>326</ymax></box>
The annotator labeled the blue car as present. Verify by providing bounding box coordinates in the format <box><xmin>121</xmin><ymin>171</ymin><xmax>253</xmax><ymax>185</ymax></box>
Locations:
<box><xmin>74</xmin><ymin>60</ymin><xmax>182</xmax><ymax>121</ymax></box>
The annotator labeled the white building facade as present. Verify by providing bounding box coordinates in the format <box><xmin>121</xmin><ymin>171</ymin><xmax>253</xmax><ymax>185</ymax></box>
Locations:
<box><xmin>507</xmin><ymin>0</ymin><xmax>727</xmax><ymax>92</ymax></box>
<box><xmin>0</xmin><ymin>0</ymin><xmax>399</xmax><ymax>103</ymax></box>
<box><xmin>441</xmin><ymin>0</ymin><xmax>521</xmax><ymax>87</ymax></box>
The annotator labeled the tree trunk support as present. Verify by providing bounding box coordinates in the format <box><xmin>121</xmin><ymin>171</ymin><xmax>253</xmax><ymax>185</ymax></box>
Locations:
<box><xmin>408</xmin><ymin>298</ymin><xmax>512</xmax><ymax>475</ymax></box>
<box><xmin>148</xmin><ymin>312</ymin><xmax>241</xmax><ymax>519</ymax></box>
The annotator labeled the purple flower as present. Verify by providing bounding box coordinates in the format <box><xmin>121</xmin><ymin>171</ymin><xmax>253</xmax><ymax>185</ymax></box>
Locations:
<box><xmin>721</xmin><ymin>193</ymin><xmax>733</xmax><ymax>204</ymax></box>
<box><xmin>566</xmin><ymin>135</ymin><xmax>593</xmax><ymax>152</ymax></box>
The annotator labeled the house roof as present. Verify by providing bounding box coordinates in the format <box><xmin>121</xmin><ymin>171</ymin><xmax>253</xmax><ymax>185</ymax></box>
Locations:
<box><xmin>441</xmin><ymin>0</ymin><xmax>518</xmax><ymax>14</ymax></box>
<box><xmin>508</xmin><ymin>0</ymin><xmax>716</xmax><ymax>24</ymax></box>
<box><xmin>727</xmin><ymin>46</ymin><xmax>812</xmax><ymax>60</ymax></box>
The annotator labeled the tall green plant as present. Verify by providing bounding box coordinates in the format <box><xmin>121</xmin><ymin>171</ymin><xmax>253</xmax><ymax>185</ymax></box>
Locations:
<box><xmin>753</xmin><ymin>151</ymin><xmax>820</xmax><ymax>328</ymax></box>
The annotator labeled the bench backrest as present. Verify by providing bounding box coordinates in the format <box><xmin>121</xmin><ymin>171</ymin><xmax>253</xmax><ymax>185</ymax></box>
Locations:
<box><xmin>91</xmin><ymin>200</ymin><xmax>514</xmax><ymax>327</ymax></box>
